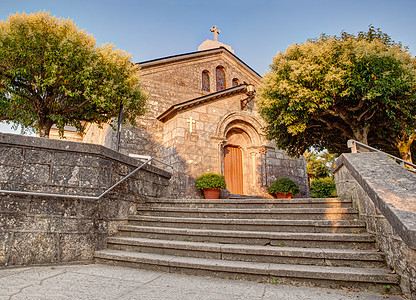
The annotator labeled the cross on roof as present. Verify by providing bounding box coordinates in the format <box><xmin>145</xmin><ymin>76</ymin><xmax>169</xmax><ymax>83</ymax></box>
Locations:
<box><xmin>210</xmin><ymin>25</ymin><xmax>221</xmax><ymax>41</ymax></box>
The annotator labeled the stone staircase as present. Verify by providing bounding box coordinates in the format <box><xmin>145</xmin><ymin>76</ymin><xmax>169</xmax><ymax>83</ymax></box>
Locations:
<box><xmin>94</xmin><ymin>197</ymin><xmax>400</xmax><ymax>293</ymax></box>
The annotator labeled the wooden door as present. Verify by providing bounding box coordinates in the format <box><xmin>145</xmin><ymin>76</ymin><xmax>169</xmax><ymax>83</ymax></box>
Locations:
<box><xmin>223</xmin><ymin>146</ymin><xmax>243</xmax><ymax>194</ymax></box>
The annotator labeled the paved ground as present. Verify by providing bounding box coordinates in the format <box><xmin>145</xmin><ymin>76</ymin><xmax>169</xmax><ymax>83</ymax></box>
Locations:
<box><xmin>0</xmin><ymin>264</ymin><xmax>405</xmax><ymax>300</ymax></box>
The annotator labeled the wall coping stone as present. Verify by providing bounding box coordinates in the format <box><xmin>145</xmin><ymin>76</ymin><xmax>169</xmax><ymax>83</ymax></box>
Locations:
<box><xmin>333</xmin><ymin>152</ymin><xmax>416</xmax><ymax>249</ymax></box>
<box><xmin>0</xmin><ymin>132</ymin><xmax>171</xmax><ymax>179</ymax></box>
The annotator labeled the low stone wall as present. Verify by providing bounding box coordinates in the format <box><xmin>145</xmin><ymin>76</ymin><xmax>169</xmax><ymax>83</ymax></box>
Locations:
<box><xmin>333</xmin><ymin>152</ymin><xmax>416</xmax><ymax>298</ymax></box>
<box><xmin>0</xmin><ymin>133</ymin><xmax>171</xmax><ymax>267</ymax></box>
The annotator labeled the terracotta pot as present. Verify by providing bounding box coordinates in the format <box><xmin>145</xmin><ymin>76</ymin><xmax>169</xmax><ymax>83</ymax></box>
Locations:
<box><xmin>275</xmin><ymin>193</ymin><xmax>292</xmax><ymax>199</ymax></box>
<box><xmin>203</xmin><ymin>188</ymin><xmax>221</xmax><ymax>199</ymax></box>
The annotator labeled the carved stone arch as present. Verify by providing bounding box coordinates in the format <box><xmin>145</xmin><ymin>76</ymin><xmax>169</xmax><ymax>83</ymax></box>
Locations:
<box><xmin>217</xmin><ymin>112</ymin><xmax>265</xmax><ymax>195</ymax></box>
<box><xmin>215</xmin><ymin>112</ymin><xmax>263</xmax><ymax>146</ymax></box>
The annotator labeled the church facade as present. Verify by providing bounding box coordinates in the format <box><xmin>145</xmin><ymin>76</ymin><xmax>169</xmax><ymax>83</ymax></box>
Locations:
<box><xmin>74</xmin><ymin>30</ymin><xmax>309</xmax><ymax>198</ymax></box>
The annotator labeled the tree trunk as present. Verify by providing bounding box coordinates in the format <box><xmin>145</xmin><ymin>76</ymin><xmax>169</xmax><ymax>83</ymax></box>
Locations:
<box><xmin>396</xmin><ymin>131</ymin><xmax>415</xmax><ymax>168</ymax></box>
<box><xmin>352</xmin><ymin>126</ymin><xmax>370</xmax><ymax>151</ymax></box>
<box><xmin>398</xmin><ymin>146</ymin><xmax>413</xmax><ymax>164</ymax></box>
<box><xmin>37</xmin><ymin>121</ymin><xmax>54</xmax><ymax>138</ymax></box>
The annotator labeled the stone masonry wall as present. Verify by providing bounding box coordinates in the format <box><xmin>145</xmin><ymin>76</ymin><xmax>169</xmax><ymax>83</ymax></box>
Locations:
<box><xmin>264</xmin><ymin>147</ymin><xmax>309</xmax><ymax>198</ymax></box>
<box><xmin>0</xmin><ymin>133</ymin><xmax>171</xmax><ymax>267</ymax></box>
<box><xmin>333</xmin><ymin>153</ymin><xmax>416</xmax><ymax>298</ymax></box>
<box><xmin>162</xmin><ymin>93</ymin><xmax>310</xmax><ymax>198</ymax></box>
<box><xmin>88</xmin><ymin>50</ymin><xmax>263</xmax><ymax>159</ymax></box>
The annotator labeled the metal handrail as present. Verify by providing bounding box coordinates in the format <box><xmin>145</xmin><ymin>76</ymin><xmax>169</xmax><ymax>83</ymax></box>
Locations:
<box><xmin>0</xmin><ymin>157</ymin><xmax>171</xmax><ymax>199</ymax></box>
<box><xmin>347</xmin><ymin>139</ymin><xmax>416</xmax><ymax>173</ymax></box>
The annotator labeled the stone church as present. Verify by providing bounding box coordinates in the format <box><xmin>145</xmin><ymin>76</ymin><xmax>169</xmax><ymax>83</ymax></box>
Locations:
<box><xmin>59</xmin><ymin>27</ymin><xmax>309</xmax><ymax>198</ymax></box>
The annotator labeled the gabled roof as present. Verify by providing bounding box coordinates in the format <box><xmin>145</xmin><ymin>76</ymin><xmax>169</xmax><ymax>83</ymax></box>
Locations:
<box><xmin>157</xmin><ymin>84</ymin><xmax>249</xmax><ymax>122</ymax></box>
<box><xmin>138</xmin><ymin>47</ymin><xmax>262</xmax><ymax>80</ymax></box>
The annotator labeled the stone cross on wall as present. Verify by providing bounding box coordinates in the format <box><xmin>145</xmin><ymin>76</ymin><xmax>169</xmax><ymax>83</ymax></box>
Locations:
<box><xmin>187</xmin><ymin>116</ymin><xmax>196</xmax><ymax>133</ymax></box>
<box><xmin>210</xmin><ymin>25</ymin><xmax>221</xmax><ymax>41</ymax></box>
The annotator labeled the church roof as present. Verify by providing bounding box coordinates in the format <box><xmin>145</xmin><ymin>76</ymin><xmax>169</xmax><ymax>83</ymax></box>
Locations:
<box><xmin>138</xmin><ymin>47</ymin><xmax>261</xmax><ymax>80</ymax></box>
<box><xmin>157</xmin><ymin>84</ymin><xmax>249</xmax><ymax>122</ymax></box>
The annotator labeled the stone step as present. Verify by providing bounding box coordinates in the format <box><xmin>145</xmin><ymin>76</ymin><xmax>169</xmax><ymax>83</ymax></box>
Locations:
<box><xmin>128</xmin><ymin>215</ymin><xmax>366</xmax><ymax>233</ymax></box>
<box><xmin>117</xmin><ymin>225</ymin><xmax>376</xmax><ymax>249</ymax></box>
<box><xmin>106</xmin><ymin>237</ymin><xmax>386</xmax><ymax>268</ymax></box>
<box><xmin>136</xmin><ymin>206</ymin><xmax>358</xmax><ymax>220</ymax></box>
<box><xmin>94</xmin><ymin>250</ymin><xmax>400</xmax><ymax>293</ymax></box>
<box><xmin>143</xmin><ymin>198</ymin><xmax>352</xmax><ymax>209</ymax></box>
<box><xmin>228</xmin><ymin>194</ymin><xmax>263</xmax><ymax>199</ymax></box>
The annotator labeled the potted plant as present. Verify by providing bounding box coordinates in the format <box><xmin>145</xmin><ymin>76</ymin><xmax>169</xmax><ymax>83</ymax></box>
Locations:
<box><xmin>268</xmin><ymin>177</ymin><xmax>300</xmax><ymax>199</ymax></box>
<box><xmin>195</xmin><ymin>173</ymin><xmax>226</xmax><ymax>199</ymax></box>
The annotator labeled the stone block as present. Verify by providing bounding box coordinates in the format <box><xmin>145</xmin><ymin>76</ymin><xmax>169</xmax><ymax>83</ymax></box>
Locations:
<box><xmin>82</xmin><ymin>155</ymin><xmax>109</xmax><ymax>168</ymax></box>
<box><xmin>51</xmin><ymin>165</ymin><xmax>80</xmax><ymax>186</ymax></box>
<box><xmin>275</xmin><ymin>151</ymin><xmax>285</xmax><ymax>159</ymax></box>
<box><xmin>0</xmin><ymin>146</ymin><xmax>23</xmax><ymax>166</ymax></box>
<box><xmin>21</xmin><ymin>164</ymin><xmax>50</xmax><ymax>184</ymax></box>
<box><xmin>59</xmin><ymin>233</ymin><xmax>99</xmax><ymax>262</ymax></box>
<box><xmin>73</xmin><ymin>200</ymin><xmax>99</xmax><ymax>219</ymax></box>
<box><xmin>128</xmin><ymin>180</ymin><xmax>144</xmax><ymax>195</ymax></box>
<box><xmin>112</xmin><ymin>162</ymin><xmax>132</xmax><ymax>176</ymax></box>
<box><xmin>20</xmin><ymin>215</ymin><xmax>50</xmax><ymax>231</ymax></box>
<box><xmin>27</xmin><ymin>198</ymin><xmax>78</xmax><ymax>217</ymax></box>
<box><xmin>175</xmin><ymin>127</ymin><xmax>185</xmax><ymax>137</ymax></box>
<box><xmin>0</xmin><ymin>195</ymin><xmax>31</xmax><ymax>213</ymax></box>
<box><xmin>47</xmin><ymin>216</ymin><xmax>93</xmax><ymax>233</ymax></box>
<box><xmin>80</xmin><ymin>167</ymin><xmax>110</xmax><ymax>188</ymax></box>
<box><xmin>54</xmin><ymin>151</ymin><xmax>83</xmax><ymax>166</ymax></box>
<box><xmin>0</xmin><ymin>213</ymin><xmax>25</xmax><ymax>230</ymax></box>
<box><xmin>6</xmin><ymin>232</ymin><xmax>58</xmax><ymax>266</ymax></box>
<box><xmin>24</xmin><ymin>149</ymin><xmax>52</xmax><ymax>164</ymax></box>
<box><xmin>0</xmin><ymin>165</ymin><xmax>21</xmax><ymax>183</ymax></box>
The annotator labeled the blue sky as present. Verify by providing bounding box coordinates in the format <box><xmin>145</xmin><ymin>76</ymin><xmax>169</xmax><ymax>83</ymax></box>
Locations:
<box><xmin>1</xmin><ymin>0</ymin><xmax>415</xmax><ymax>134</ymax></box>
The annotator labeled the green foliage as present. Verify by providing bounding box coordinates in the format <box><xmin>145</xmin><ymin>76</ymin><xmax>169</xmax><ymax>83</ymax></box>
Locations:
<box><xmin>267</xmin><ymin>177</ymin><xmax>300</xmax><ymax>195</ymax></box>
<box><xmin>382</xmin><ymin>285</ymin><xmax>391</xmax><ymax>294</ymax></box>
<box><xmin>195</xmin><ymin>173</ymin><xmax>226</xmax><ymax>190</ymax></box>
<box><xmin>0</xmin><ymin>11</ymin><xmax>147</xmax><ymax>137</ymax></box>
<box><xmin>310</xmin><ymin>177</ymin><xmax>337</xmax><ymax>198</ymax></box>
<box><xmin>305</xmin><ymin>150</ymin><xmax>338</xmax><ymax>180</ymax></box>
<box><xmin>258</xmin><ymin>26</ymin><xmax>416</xmax><ymax>158</ymax></box>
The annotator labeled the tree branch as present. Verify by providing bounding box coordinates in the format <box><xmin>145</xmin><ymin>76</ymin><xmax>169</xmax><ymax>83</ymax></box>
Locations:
<box><xmin>357</xmin><ymin>104</ymin><xmax>377</xmax><ymax>122</ymax></box>
<box><xmin>59</xmin><ymin>98</ymin><xmax>90</xmax><ymax>114</ymax></box>
<box><xmin>316</xmin><ymin>117</ymin><xmax>351</xmax><ymax>138</ymax></box>
<box><xmin>348</xmin><ymin>98</ymin><xmax>365</xmax><ymax>111</ymax></box>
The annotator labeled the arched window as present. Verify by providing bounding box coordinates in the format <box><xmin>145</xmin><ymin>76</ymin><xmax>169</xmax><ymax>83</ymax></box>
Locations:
<box><xmin>202</xmin><ymin>70</ymin><xmax>210</xmax><ymax>91</ymax></box>
<box><xmin>232</xmin><ymin>78</ymin><xmax>239</xmax><ymax>87</ymax></box>
<box><xmin>216</xmin><ymin>66</ymin><xmax>226</xmax><ymax>91</ymax></box>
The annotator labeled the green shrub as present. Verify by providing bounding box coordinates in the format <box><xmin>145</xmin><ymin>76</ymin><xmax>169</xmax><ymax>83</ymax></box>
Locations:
<box><xmin>310</xmin><ymin>177</ymin><xmax>337</xmax><ymax>198</ymax></box>
<box><xmin>195</xmin><ymin>173</ymin><xmax>226</xmax><ymax>190</ymax></box>
<box><xmin>267</xmin><ymin>177</ymin><xmax>300</xmax><ymax>195</ymax></box>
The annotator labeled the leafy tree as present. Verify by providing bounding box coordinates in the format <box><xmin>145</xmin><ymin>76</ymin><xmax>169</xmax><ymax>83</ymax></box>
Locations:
<box><xmin>305</xmin><ymin>150</ymin><xmax>329</xmax><ymax>180</ymax></box>
<box><xmin>305</xmin><ymin>150</ymin><xmax>338</xmax><ymax>198</ymax></box>
<box><xmin>259</xmin><ymin>26</ymin><xmax>416</xmax><ymax>160</ymax></box>
<box><xmin>0</xmin><ymin>12</ymin><xmax>146</xmax><ymax>137</ymax></box>
<box><xmin>305</xmin><ymin>150</ymin><xmax>337</xmax><ymax>181</ymax></box>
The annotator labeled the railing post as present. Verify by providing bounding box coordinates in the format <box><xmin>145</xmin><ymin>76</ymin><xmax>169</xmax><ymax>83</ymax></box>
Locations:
<box><xmin>347</xmin><ymin>140</ymin><xmax>358</xmax><ymax>153</ymax></box>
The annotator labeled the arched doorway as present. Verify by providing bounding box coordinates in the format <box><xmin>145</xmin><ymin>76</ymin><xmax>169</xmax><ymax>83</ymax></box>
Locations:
<box><xmin>223</xmin><ymin>128</ymin><xmax>251</xmax><ymax>195</ymax></box>
<box><xmin>223</xmin><ymin>145</ymin><xmax>243</xmax><ymax>194</ymax></box>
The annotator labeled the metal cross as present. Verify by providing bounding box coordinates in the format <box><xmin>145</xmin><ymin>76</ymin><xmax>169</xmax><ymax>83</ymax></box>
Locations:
<box><xmin>210</xmin><ymin>25</ymin><xmax>221</xmax><ymax>41</ymax></box>
<box><xmin>186</xmin><ymin>116</ymin><xmax>196</xmax><ymax>133</ymax></box>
